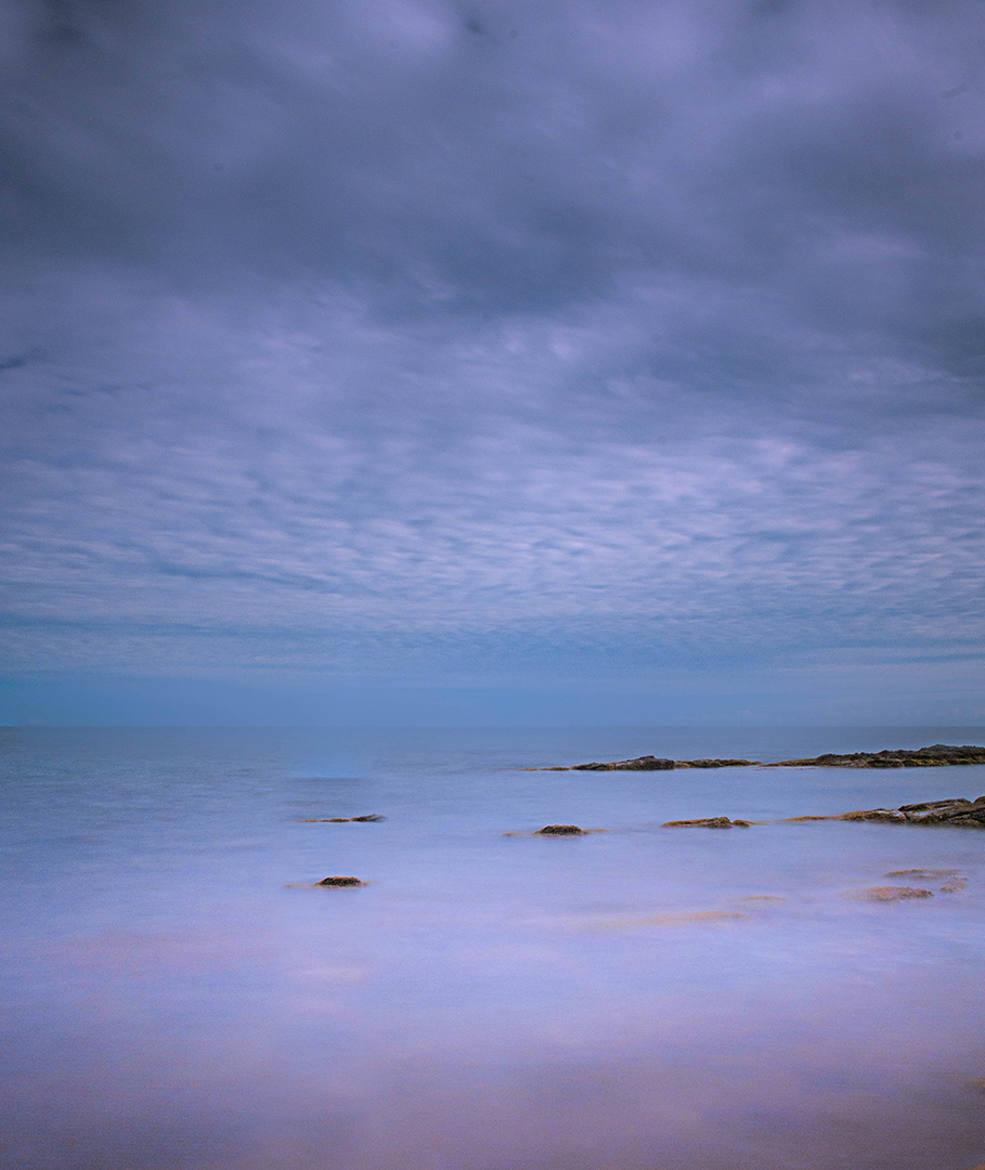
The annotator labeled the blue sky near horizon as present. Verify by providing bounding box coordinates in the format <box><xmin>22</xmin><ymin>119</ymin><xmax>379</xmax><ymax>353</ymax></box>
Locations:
<box><xmin>2</xmin><ymin>0</ymin><xmax>985</xmax><ymax>726</ymax></box>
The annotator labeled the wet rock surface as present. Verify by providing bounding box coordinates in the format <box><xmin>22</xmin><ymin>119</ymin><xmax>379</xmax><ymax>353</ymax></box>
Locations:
<box><xmin>566</xmin><ymin>755</ymin><xmax>676</xmax><ymax>771</ymax></box>
<box><xmin>536</xmin><ymin>824</ymin><xmax>587</xmax><ymax>835</ymax></box>
<box><xmin>661</xmin><ymin>816</ymin><xmax>749</xmax><ymax>829</ymax></box>
<box><xmin>850</xmin><ymin>885</ymin><xmax>935</xmax><ymax>902</ymax></box>
<box><xmin>784</xmin><ymin>795</ymin><xmax>985</xmax><ymax>828</ymax></box>
<box><xmin>316</xmin><ymin>875</ymin><xmax>366</xmax><ymax>887</ymax></box>
<box><xmin>551</xmin><ymin>755</ymin><xmax>758</xmax><ymax>770</ymax></box>
<box><xmin>299</xmin><ymin>813</ymin><xmax>385</xmax><ymax>823</ymax></box>
<box><xmin>768</xmin><ymin>744</ymin><xmax>985</xmax><ymax>768</ymax></box>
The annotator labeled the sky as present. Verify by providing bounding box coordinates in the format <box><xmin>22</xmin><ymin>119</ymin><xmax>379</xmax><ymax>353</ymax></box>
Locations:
<box><xmin>2</xmin><ymin>0</ymin><xmax>985</xmax><ymax>726</ymax></box>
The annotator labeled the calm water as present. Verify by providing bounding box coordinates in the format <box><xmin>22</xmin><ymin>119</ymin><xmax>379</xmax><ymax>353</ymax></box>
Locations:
<box><xmin>2</xmin><ymin>725</ymin><xmax>985</xmax><ymax>1170</ymax></box>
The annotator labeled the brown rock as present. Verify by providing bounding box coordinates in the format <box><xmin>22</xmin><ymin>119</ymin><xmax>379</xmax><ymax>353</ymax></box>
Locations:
<box><xmin>662</xmin><ymin>816</ymin><xmax>734</xmax><ymax>829</ymax></box>
<box><xmin>885</xmin><ymin>868</ymin><xmax>959</xmax><ymax>879</ymax></box>
<box><xmin>769</xmin><ymin>744</ymin><xmax>985</xmax><ymax>768</ymax></box>
<box><xmin>851</xmin><ymin>886</ymin><xmax>934</xmax><ymax>902</ymax></box>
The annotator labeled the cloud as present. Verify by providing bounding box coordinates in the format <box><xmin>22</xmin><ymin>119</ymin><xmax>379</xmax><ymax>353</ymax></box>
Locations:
<box><xmin>1</xmin><ymin>1</ymin><xmax>984</xmax><ymax>714</ymax></box>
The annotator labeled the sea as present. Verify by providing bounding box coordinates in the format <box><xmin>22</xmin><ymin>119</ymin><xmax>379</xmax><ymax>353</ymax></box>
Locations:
<box><xmin>2</xmin><ymin>725</ymin><xmax>985</xmax><ymax>1170</ymax></box>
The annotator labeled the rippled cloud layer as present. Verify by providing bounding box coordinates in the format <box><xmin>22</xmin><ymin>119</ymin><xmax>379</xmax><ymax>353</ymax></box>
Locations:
<box><xmin>2</xmin><ymin>0</ymin><xmax>984</xmax><ymax>721</ymax></box>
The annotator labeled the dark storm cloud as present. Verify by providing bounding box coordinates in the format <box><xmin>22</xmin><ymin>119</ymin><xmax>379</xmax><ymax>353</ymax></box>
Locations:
<box><xmin>1</xmin><ymin>0</ymin><xmax>984</xmax><ymax>711</ymax></box>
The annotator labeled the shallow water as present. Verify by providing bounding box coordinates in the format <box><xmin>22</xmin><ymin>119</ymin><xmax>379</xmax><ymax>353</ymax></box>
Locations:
<box><xmin>2</xmin><ymin>726</ymin><xmax>985</xmax><ymax>1170</ymax></box>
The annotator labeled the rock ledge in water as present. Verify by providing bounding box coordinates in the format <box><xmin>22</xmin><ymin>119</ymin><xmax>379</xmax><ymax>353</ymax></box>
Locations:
<box><xmin>850</xmin><ymin>885</ymin><xmax>935</xmax><ymax>902</ymax></box>
<box><xmin>784</xmin><ymin>794</ymin><xmax>985</xmax><ymax>828</ymax></box>
<box><xmin>768</xmin><ymin>744</ymin><xmax>985</xmax><ymax>768</ymax></box>
<box><xmin>316</xmin><ymin>875</ymin><xmax>366</xmax><ymax>887</ymax></box>
<box><xmin>536</xmin><ymin>824</ymin><xmax>586</xmax><ymax>835</ymax></box>
<box><xmin>300</xmin><ymin>814</ymin><xmax>385</xmax><ymax>823</ymax></box>
<box><xmin>541</xmin><ymin>743</ymin><xmax>985</xmax><ymax>771</ymax></box>
<box><xmin>662</xmin><ymin>816</ymin><xmax>749</xmax><ymax>829</ymax></box>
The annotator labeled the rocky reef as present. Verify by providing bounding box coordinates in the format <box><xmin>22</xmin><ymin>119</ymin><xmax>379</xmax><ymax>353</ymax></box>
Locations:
<box><xmin>784</xmin><ymin>795</ymin><xmax>985</xmax><ymax>828</ymax></box>
<box><xmin>768</xmin><ymin>744</ymin><xmax>985</xmax><ymax>768</ymax></box>
<box><xmin>540</xmin><ymin>744</ymin><xmax>985</xmax><ymax>771</ymax></box>
<box><xmin>299</xmin><ymin>813</ymin><xmax>385</xmax><ymax>822</ymax></box>
<box><xmin>661</xmin><ymin>816</ymin><xmax>753</xmax><ymax>829</ymax></box>
<box><xmin>546</xmin><ymin>755</ymin><xmax>758</xmax><ymax>771</ymax></box>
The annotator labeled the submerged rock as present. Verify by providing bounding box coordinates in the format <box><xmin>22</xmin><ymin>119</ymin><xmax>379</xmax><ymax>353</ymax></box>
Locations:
<box><xmin>536</xmin><ymin>824</ymin><xmax>586</xmax><ymax>835</ymax></box>
<box><xmin>316</xmin><ymin>875</ymin><xmax>366</xmax><ymax>887</ymax></box>
<box><xmin>850</xmin><ymin>885</ymin><xmax>935</xmax><ymax>902</ymax></box>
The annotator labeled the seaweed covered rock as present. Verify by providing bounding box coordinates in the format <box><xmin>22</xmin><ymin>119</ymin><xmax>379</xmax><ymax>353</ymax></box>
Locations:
<box><xmin>536</xmin><ymin>824</ymin><xmax>586</xmax><ymax>835</ymax></box>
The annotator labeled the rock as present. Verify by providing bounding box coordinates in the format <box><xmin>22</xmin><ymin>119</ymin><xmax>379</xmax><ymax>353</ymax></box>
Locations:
<box><xmin>543</xmin><ymin>743</ymin><xmax>985</xmax><ymax>772</ymax></box>
<box><xmin>885</xmin><ymin>868</ymin><xmax>960</xmax><ymax>879</ymax></box>
<box><xmin>769</xmin><ymin>744</ymin><xmax>985</xmax><ymax>768</ymax></box>
<box><xmin>548</xmin><ymin>755</ymin><xmax>760</xmax><ymax>770</ymax></box>
<box><xmin>838</xmin><ymin>808</ymin><xmax>908</xmax><ymax>823</ymax></box>
<box><xmin>939</xmin><ymin>876</ymin><xmax>969</xmax><ymax>892</ymax></box>
<box><xmin>300</xmin><ymin>814</ymin><xmax>385</xmax><ymax>823</ymax></box>
<box><xmin>785</xmin><ymin>798</ymin><xmax>985</xmax><ymax>828</ymax></box>
<box><xmin>662</xmin><ymin>816</ymin><xmax>736</xmax><ymax>829</ymax></box>
<box><xmin>316</xmin><ymin>875</ymin><xmax>366</xmax><ymax>887</ymax></box>
<box><xmin>571</xmin><ymin>755</ymin><xmax>675</xmax><ymax>771</ymax></box>
<box><xmin>850</xmin><ymin>886</ymin><xmax>935</xmax><ymax>902</ymax></box>
<box><xmin>536</xmin><ymin>824</ymin><xmax>586</xmax><ymax>835</ymax></box>
<box><xmin>673</xmin><ymin>758</ymin><xmax>762</xmax><ymax>769</ymax></box>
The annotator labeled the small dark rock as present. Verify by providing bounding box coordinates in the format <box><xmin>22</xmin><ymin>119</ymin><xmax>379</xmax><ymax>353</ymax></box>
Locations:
<box><xmin>316</xmin><ymin>875</ymin><xmax>366</xmax><ymax>887</ymax></box>
<box><xmin>536</xmin><ymin>824</ymin><xmax>586</xmax><ymax>835</ymax></box>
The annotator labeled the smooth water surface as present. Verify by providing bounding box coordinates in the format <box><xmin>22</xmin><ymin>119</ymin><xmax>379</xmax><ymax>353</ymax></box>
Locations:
<box><xmin>2</xmin><ymin>726</ymin><xmax>985</xmax><ymax>1170</ymax></box>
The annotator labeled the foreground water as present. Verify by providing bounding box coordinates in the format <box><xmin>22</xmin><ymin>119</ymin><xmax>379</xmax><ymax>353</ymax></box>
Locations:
<box><xmin>2</xmin><ymin>725</ymin><xmax>985</xmax><ymax>1170</ymax></box>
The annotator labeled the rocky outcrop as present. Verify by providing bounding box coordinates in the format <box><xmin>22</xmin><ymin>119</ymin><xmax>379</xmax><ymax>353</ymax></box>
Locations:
<box><xmin>299</xmin><ymin>814</ymin><xmax>385</xmax><ymax>823</ymax></box>
<box><xmin>547</xmin><ymin>755</ymin><xmax>758</xmax><ymax>770</ymax></box>
<box><xmin>564</xmin><ymin>755</ymin><xmax>676</xmax><ymax>771</ymax></box>
<box><xmin>316</xmin><ymin>875</ymin><xmax>366</xmax><ymax>887</ymax></box>
<box><xmin>768</xmin><ymin>744</ymin><xmax>985</xmax><ymax>768</ymax></box>
<box><xmin>783</xmin><ymin>794</ymin><xmax>985</xmax><ymax>828</ymax></box>
<box><xmin>536</xmin><ymin>824</ymin><xmax>586</xmax><ymax>835</ymax></box>
<box><xmin>540</xmin><ymin>744</ymin><xmax>985</xmax><ymax>771</ymax></box>
<box><xmin>662</xmin><ymin>816</ymin><xmax>751</xmax><ymax>829</ymax></box>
